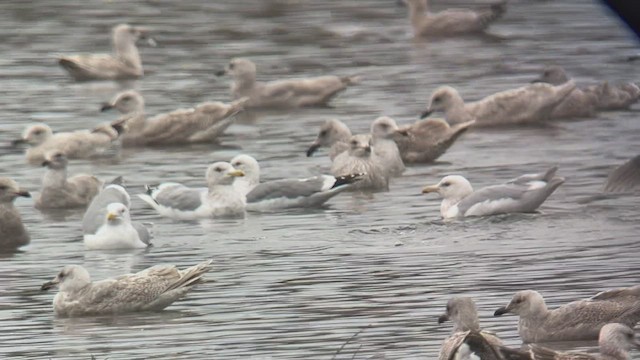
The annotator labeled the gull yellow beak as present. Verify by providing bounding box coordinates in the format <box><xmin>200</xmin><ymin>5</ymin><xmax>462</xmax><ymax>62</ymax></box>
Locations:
<box><xmin>107</xmin><ymin>212</ymin><xmax>118</xmax><ymax>221</ymax></box>
<box><xmin>421</xmin><ymin>184</ymin><xmax>439</xmax><ymax>194</ymax></box>
<box><xmin>227</xmin><ymin>169</ymin><xmax>244</xmax><ymax>177</ymax></box>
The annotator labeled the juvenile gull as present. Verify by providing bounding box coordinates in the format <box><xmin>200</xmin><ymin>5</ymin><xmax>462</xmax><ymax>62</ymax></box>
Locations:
<box><xmin>40</xmin><ymin>260</ymin><xmax>212</xmax><ymax>317</ymax></box>
<box><xmin>392</xmin><ymin>118</ymin><xmax>475</xmax><ymax>163</ymax></box>
<box><xmin>101</xmin><ymin>90</ymin><xmax>246</xmax><ymax>146</ymax></box>
<box><xmin>58</xmin><ymin>24</ymin><xmax>155</xmax><ymax>81</ymax></box>
<box><xmin>84</xmin><ymin>203</ymin><xmax>150</xmax><ymax>250</ymax></box>
<box><xmin>35</xmin><ymin>151</ymin><xmax>102</xmax><ymax>210</ymax></box>
<box><xmin>306</xmin><ymin>118</ymin><xmax>352</xmax><ymax>159</ymax></box>
<box><xmin>422</xmin><ymin>167</ymin><xmax>564</xmax><ymax>219</ymax></box>
<box><xmin>331</xmin><ymin>134</ymin><xmax>389</xmax><ymax>192</ymax></box>
<box><xmin>219</xmin><ymin>58</ymin><xmax>358</xmax><ymax>109</ymax></box>
<box><xmin>0</xmin><ymin>178</ymin><xmax>31</xmax><ymax>250</ymax></box>
<box><xmin>404</xmin><ymin>0</ymin><xmax>506</xmax><ymax>38</ymax></box>
<box><xmin>532</xmin><ymin>66</ymin><xmax>599</xmax><ymax>119</ymax></box>
<box><xmin>603</xmin><ymin>155</ymin><xmax>640</xmax><ymax>193</ymax></box>
<box><xmin>421</xmin><ymin>82</ymin><xmax>576</xmax><ymax>127</ymax></box>
<box><xmin>230</xmin><ymin>154</ymin><xmax>363</xmax><ymax>211</ymax></box>
<box><xmin>438</xmin><ymin>297</ymin><xmax>503</xmax><ymax>360</ymax></box>
<box><xmin>493</xmin><ymin>290</ymin><xmax>640</xmax><ymax>343</ymax></box>
<box><xmin>529</xmin><ymin>323</ymin><xmax>640</xmax><ymax>360</ymax></box>
<box><xmin>82</xmin><ymin>183</ymin><xmax>152</xmax><ymax>244</ymax></box>
<box><xmin>14</xmin><ymin>123</ymin><xmax>122</xmax><ymax>165</ymax></box>
<box><xmin>370</xmin><ymin>116</ymin><xmax>405</xmax><ymax>176</ymax></box>
<box><xmin>587</xmin><ymin>82</ymin><xmax>640</xmax><ymax>111</ymax></box>
<box><xmin>138</xmin><ymin>162</ymin><xmax>246</xmax><ymax>220</ymax></box>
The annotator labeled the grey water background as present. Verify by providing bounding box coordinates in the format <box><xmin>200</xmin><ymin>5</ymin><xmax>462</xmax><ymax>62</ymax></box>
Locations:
<box><xmin>0</xmin><ymin>0</ymin><xmax>639</xmax><ymax>359</ymax></box>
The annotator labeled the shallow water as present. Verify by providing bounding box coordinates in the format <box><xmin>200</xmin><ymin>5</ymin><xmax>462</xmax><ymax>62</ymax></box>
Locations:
<box><xmin>0</xmin><ymin>0</ymin><xmax>639</xmax><ymax>359</ymax></box>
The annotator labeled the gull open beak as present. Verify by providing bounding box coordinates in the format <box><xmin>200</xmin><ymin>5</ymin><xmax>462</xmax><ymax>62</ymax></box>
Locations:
<box><xmin>14</xmin><ymin>190</ymin><xmax>30</xmax><ymax>198</ymax></box>
<box><xmin>306</xmin><ymin>142</ymin><xmax>320</xmax><ymax>157</ymax></box>
<box><xmin>421</xmin><ymin>184</ymin><xmax>439</xmax><ymax>194</ymax></box>
<box><xmin>40</xmin><ymin>278</ymin><xmax>59</xmax><ymax>291</ymax></box>
<box><xmin>100</xmin><ymin>103</ymin><xmax>113</xmax><ymax>112</ymax></box>
<box><xmin>420</xmin><ymin>109</ymin><xmax>433</xmax><ymax>119</ymax></box>
<box><xmin>227</xmin><ymin>169</ymin><xmax>244</xmax><ymax>177</ymax></box>
<box><xmin>107</xmin><ymin>212</ymin><xmax>118</xmax><ymax>221</ymax></box>
<box><xmin>437</xmin><ymin>314</ymin><xmax>449</xmax><ymax>324</ymax></box>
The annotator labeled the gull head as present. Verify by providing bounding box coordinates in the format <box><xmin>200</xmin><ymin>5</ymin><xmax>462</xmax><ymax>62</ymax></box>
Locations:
<box><xmin>41</xmin><ymin>265</ymin><xmax>91</xmax><ymax>292</ymax></box>
<box><xmin>230</xmin><ymin>154</ymin><xmax>260</xmax><ymax>185</ymax></box>
<box><xmin>347</xmin><ymin>134</ymin><xmax>373</xmax><ymax>158</ymax></box>
<box><xmin>222</xmin><ymin>58</ymin><xmax>257</xmax><ymax>81</ymax></box>
<box><xmin>370</xmin><ymin>116</ymin><xmax>399</xmax><ymax>140</ymax></box>
<box><xmin>42</xmin><ymin>151</ymin><xmax>68</xmax><ymax>170</ymax></box>
<box><xmin>106</xmin><ymin>202</ymin><xmax>131</xmax><ymax>224</ymax></box>
<box><xmin>532</xmin><ymin>66</ymin><xmax>569</xmax><ymax>85</ymax></box>
<box><xmin>307</xmin><ymin>119</ymin><xmax>352</xmax><ymax>157</ymax></box>
<box><xmin>599</xmin><ymin>323</ymin><xmax>640</xmax><ymax>356</ymax></box>
<box><xmin>206</xmin><ymin>161</ymin><xmax>244</xmax><ymax>187</ymax></box>
<box><xmin>494</xmin><ymin>290</ymin><xmax>546</xmax><ymax>318</ymax></box>
<box><xmin>422</xmin><ymin>86</ymin><xmax>461</xmax><ymax>119</ymax></box>
<box><xmin>113</xmin><ymin>24</ymin><xmax>155</xmax><ymax>47</ymax></box>
<box><xmin>0</xmin><ymin>177</ymin><xmax>30</xmax><ymax>203</ymax></box>
<box><xmin>101</xmin><ymin>89</ymin><xmax>145</xmax><ymax>114</ymax></box>
<box><xmin>438</xmin><ymin>297</ymin><xmax>480</xmax><ymax>332</ymax></box>
<box><xmin>20</xmin><ymin>123</ymin><xmax>53</xmax><ymax>146</ymax></box>
<box><xmin>422</xmin><ymin>175</ymin><xmax>473</xmax><ymax>200</ymax></box>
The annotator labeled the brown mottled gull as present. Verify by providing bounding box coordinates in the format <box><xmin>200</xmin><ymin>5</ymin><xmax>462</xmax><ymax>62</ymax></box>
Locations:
<box><xmin>494</xmin><ymin>290</ymin><xmax>640</xmax><ymax>343</ymax></box>
<box><xmin>438</xmin><ymin>297</ymin><xmax>503</xmax><ymax>360</ymax></box>
<box><xmin>604</xmin><ymin>155</ymin><xmax>640</xmax><ymax>193</ymax></box>
<box><xmin>306</xmin><ymin>118</ymin><xmax>352</xmax><ymax>159</ymax></box>
<box><xmin>421</xmin><ymin>82</ymin><xmax>576</xmax><ymax>127</ymax></box>
<box><xmin>35</xmin><ymin>151</ymin><xmax>102</xmax><ymax>210</ymax></box>
<box><xmin>40</xmin><ymin>260</ymin><xmax>212</xmax><ymax>317</ymax></box>
<box><xmin>370</xmin><ymin>116</ymin><xmax>405</xmax><ymax>176</ymax></box>
<box><xmin>14</xmin><ymin>122</ymin><xmax>122</xmax><ymax>165</ymax></box>
<box><xmin>0</xmin><ymin>178</ymin><xmax>31</xmax><ymax>250</ymax></box>
<box><xmin>532</xmin><ymin>66</ymin><xmax>599</xmax><ymax>119</ymax></box>
<box><xmin>392</xmin><ymin>118</ymin><xmax>475</xmax><ymax>163</ymax></box>
<box><xmin>404</xmin><ymin>0</ymin><xmax>506</xmax><ymax>38</ymax></box>
<box><xmin>331</xmin><ymin>134</ymin><xmax>389</xmax><ymax>192</ymax></box>
<box><xmin>422</xmin><ymin>167</ymin><xmax>564</xmax><ymax>219</ymax></box>
<box><xmin>219</xmin><ymin>58</ymin><xmax>358</xmax><ymax>109</ymax></box>
<box><xmin>586</xmin><ymin>82</ymin><xmax>640</xmax><ymax>111</ymax></box>
<box><xmin>529</xmin><ymin>323</ymin><xmax>640</xmax><ymax>360</ymax></box>
<box><xmin>102</xmin><ymin>90</ymin><xmax>245</xmax><ymax>147</ymax></box>
<box><xmin>58</xmin><ymin>24</ymin><xmax>155</xmax><ymax>81</ymax></box>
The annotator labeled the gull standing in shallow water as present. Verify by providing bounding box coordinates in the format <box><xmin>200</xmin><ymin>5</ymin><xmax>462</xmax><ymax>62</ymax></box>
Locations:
<box><xmin>101</xmin><ymin>90</ymin><xmax>246</xmax><ymax>146</ymax></box>
<box><xmin>529</xmin><ymin>323</ymin><xmax>640</xmax><ymax>360</ymax></box>
<box><xmin>0</xmin><ymin>178</ymin><xmax>31</xmax><ymax>250</ymax></box>
<box><xmin>421</xmin><ymin>82</ymin><xmax>576</xmax><ymax>127</ymax></box>
<box><xmin>422</xmin><ymin>167</ymin><xmax>564</xmax><ymax>219</ymax></box>
<box><xmin>331</xmin><ymin>134</ymin><xmax>389</xmax><ymax>192</ymax></box>
<box><xmin>40</xmin><ymin>260</ymin><xmax>212</xmax><ymax>317</ymax></box>
<box><xmin>138</xmin><ymin>162</ymin><xmax>246</xmax><ymax>220</ymax></box>
<box><xmin>84</xmin><ymin>202</ymin><xmax>151</xmax><ymax>250</ymax></box>
<box><xmin>230</xmin><ymin>154</ymin><xmax>363</xmax><ymax>211</ymax></box>
<box><xmin>218</xmin><ymin>58</ymin><xmax>358</xmax><ymax>109</ymax></box>
<box><xmin>438</xmin><ymin>297</ymin><xmax>503</xmax><ymax>360</ymax></box>
<box><xmin>35</xmin><ymin>151</ymin><xmax>102</xmax><ymax>210</ymax></box>
<box><xmin>58</xmin><ymin>24</ymin><xmax>155</xmax><ymax>81</ymax></box>
<box><xmin>493</xmin><ymin>289</ymin><xmax>640</xmax><ymax>343</ymax></box>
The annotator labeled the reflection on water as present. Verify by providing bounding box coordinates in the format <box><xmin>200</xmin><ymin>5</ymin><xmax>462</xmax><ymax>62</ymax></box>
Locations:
<box><xmin>0</xmin><ymin>0</ymin><xmax>639</xmax><ymax>359</ymax></box>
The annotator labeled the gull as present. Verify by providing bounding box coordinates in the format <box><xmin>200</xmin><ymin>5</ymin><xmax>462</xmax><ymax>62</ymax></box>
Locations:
<box><xmin>138</xmin><ymin>162</ymin><xmax>246</xmax><ymax>220</ymax></box>
<box><xmin>84</xmin><ymin>202</ymin><xmax>151</xmax><ymax>250</ymax></box>
<box><xmin>40</xmin><ymin>260</ymin><xmax>212</xmax><ymax>317</ymax></box>
<box><xmin>0</xmin><ymin>178</ymin><xmax>31</xmax><ymax>250</ymax></box>
<box><xmin>331</xmin><ymin>134</ymin><xmax>389</xmax><ymax>192</ymax></box>
<box><xmin>35</xmin><ymin>151</ymin><xmax>102</xmax><ymax>210</ymax></box>
<box><xmin>494</xmin><ymin>289</ymin><xmax>640</xmax><ymax>343</ymax></box>
<box><xmin>218</xmin><ymin>58</ymin><xmax>358</xmax><ymax>109</ymax></box>
<box><xmin>603</xmin><ymin>155</ymin><xmax>640</xmax><ymax>193</ymax></box>
<box><xmin>58</xmin><ymin>24</ymin><xmax>155</xmax><ymax>81</ymax></box>
<box><xmin>370</xmin><ymin>116</ymin><xmax>405</xmax><ymax>176</ymax></box>
<box><xmin>306</xmin><ymin>118</ymin><xmax>352</xmax><ymax>159</ymax></box>
<box><xmin>532</xmin><ymin>66</ymin><xmax>600</xmax><ymax>119</ymax></box>
<box><xmin>392</xmin><ymin>118</ymin><xmax>475</xmax><ymax>163</ymax></box>
<box><xmin>422</xmin><ymin>167</ymin><xmax>564</xmax><ymax>219</ymax></box>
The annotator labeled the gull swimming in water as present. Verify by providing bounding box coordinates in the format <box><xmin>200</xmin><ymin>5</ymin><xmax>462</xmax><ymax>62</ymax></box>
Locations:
<box><xmin>438</xmin><ymin>297</ymin><xmax>503</xmax><ymax>360</ymax></box>
<box><xmin>0</xmin><ymin>178</ymin><xmax>31</xmax><ymax>250</ymax></box>
<box><xmin>529</xmin><ymin>323</ymin><xmax>640</xmax><ymax>360</ymax></box>
<box><xmin>493</xmin><ymin>289</ymin><xmax>640</xmax><ymax>343</ymax></box>
<box><xmin>218</xmin><ymin>58</ymin><xmax>358</xmax><ymax>109</ymax></box>
<box><xmin>370</xmin><ymin>116</ymin><xmax>405</xmax><ymax>176</ymax></box>
<box><xmin>422</xmin><ymin>167</ymin><xmax>564</xmax><ymax>219</ymax></box>
<box><xmin>230</xmin><ymin>154</ymin><xmax>363</xmax><ymax>211</ymax></box>
<box><xmin>403</xmin><ymin>0</ymin><xmax>506</xmax><ymax>38</ymax></box>
<box><xmin>13</xmin><ymin>122</ymin><xmax>122</xmax><ymax>165</ymax></box>
<box><xmin>603</xmin><ymin>155</ymin><xmax>640</xmax><ymax>193</ymax></box>
<box><xmin>58</xmin><ymin>24</ymin><xmax>155</xmax><ymax>81</ymax></box>
<box><xmin>84</xmin><ymin>202</ymin><xmax>151</xmax><ymax>250</ymax></box>
<box><xmin>138</xmin><ymin>162</ymin><xmax>246</xmax><ymax>220</ymax></box>
<box><xmin>34</xmin><ymin>151</ymin><xmax>102</xmax><ymax>210</ymax></box>
<box><xmin>40</xmin><ymin>260</ymin><xmax>212</xmax><ymax>317</ymax></box>
<box><xmin>101</xmin><ymin>90</ymin><xmax>246</xmax><ymax>146</ymax></box>
<box><xmin>82</xmin><ymin>182</ymin><xmax>152</xmax><ymax>248</ymax></box>
<box><xmin>532</xmin><ymin>66</ymin><xmax>600</xmax><ymax>119</ymax></box>
<box><xmin>421</xmin><ymin>82</ymin><xmax>576</xmax><ymax>127</ymax></box>
<box><xmin>391</xmin><ymin>118</ymin><xmax>475</xmax><ymax>163</ymax></box>
<box><xmin>331</xmin><ymin>134</ymin><xmax>389</xmax><ymax>192</ymax></box>
<box><xmin>306</xmin><ymin>118</ymin><xmax>352</xmax><ymax>160</ymax></box>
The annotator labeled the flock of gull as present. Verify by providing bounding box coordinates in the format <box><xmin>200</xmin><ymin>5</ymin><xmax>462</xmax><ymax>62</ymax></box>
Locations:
<box><xmin>1</xmin><ymin>1</ymin><xmax>640</xmax><ymax>359</ymax></box>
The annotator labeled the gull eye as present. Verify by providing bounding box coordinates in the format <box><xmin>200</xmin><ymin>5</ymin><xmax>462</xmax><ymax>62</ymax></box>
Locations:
<box><xmin>214</xmin><ymin>167</ymin><xmax>224</xmax><ymax>172</ymax></box>
<box><xmin>350</xmin><ymin>140</ymin><xmax>358</xmax><ymax>146</ymax></box>
<box><xmin>319</xmin><ymin>130</ymin><xmax>327</xmax><ymax>137</ymax></box>
<box><xmin>441</xmin><ymin>182</ymin><xmax>450</xmax><ymax>187</ymax></box>
<box><xmin>433</xmin><ymin>96</ymin><xmax>441</xmax><ymax>103</ymax></box>
<box><xmin>0</xmin><ymin>185</ymin><xmax>7</xmax><ymax>191</ymax></box>
<box><xmin>228</xmin><ymin>63</ymin><xmax>235</xmax><ymax>70</ymax></box>
<box><xmin>34</xmin><ymin>130</ymin><xmax>43</xmax><ymax>135</ymax></box>
<box><xmin>515</xmin><ymin>298</ymin><xmax>523</xmax><ymax>304</ymax></box>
